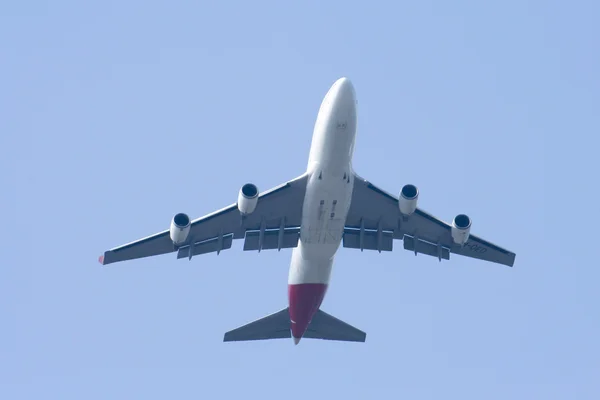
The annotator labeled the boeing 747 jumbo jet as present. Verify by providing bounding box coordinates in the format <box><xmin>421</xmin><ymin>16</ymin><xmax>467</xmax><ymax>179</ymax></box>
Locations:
<box><xmin>99</xmin><ymin>77</ymin><xmax>516</xmax><ymax>345</ymax></box>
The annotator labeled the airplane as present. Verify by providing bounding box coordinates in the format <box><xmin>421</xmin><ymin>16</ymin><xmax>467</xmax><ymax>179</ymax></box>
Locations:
<box><xmin>98</xmin><ymin>77</ymin><xmax>516</xmax><ymax>345</ymax></box>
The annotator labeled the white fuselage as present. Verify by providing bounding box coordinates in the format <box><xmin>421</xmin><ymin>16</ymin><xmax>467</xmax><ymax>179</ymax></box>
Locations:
<box><xmin>288</xmin><ymin>77</ymin><xmax>357</xmax><ymax>287</ymax></box>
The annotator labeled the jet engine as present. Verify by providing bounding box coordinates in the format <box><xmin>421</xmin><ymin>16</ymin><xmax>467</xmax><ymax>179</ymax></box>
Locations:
<box><xmin>170</xmin><ymin>212</ymin><xmax>191</xmax><ymax>245</ymax></box>
<box><xmin>451</xmin><ymin>214</ymin><xmax>471</xmax><ymax>245</ymax></box>
<box><xmin>238</xmin><ymin>183</ymin><xmax>259</xmax><ymax>215</ymax></box>
<box><xmin>399</xmin><ymin>184</ymin><xmax>419</xmax><ymax>215</ymax></box>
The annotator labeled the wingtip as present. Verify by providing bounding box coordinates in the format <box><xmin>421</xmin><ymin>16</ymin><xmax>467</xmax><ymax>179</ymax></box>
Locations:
<box><xmin>98</xmin><ymin>255</ymin><xmax>105</xmax><ymax>265</ymax></box>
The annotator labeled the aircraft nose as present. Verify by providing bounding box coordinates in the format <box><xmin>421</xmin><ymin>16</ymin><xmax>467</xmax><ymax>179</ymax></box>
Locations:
<box><xmin>334</xmin><ymin>77</ymin><xmax>356</xmax><ymax>104</ymax></box>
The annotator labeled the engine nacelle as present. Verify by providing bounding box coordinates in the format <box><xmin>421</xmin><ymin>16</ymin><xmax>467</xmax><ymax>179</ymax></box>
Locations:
<box><xmin>399</xmin><ymin>184</ymin><xmax>419</xmax><ymax>215</ymax></box>
<box><xmin>170</xmin><ymin>212</ymin><xmax>191</xmax><ymax>245</ymax></box>
<box><xmin>451</xmin><ymin>214</ymin><xmax>472</xmax><ymax>245</ymax></box>
<box><xmin>237</xmin><ymin>183</ymin><xmax>259</xmax><ymax>215</ymax></box>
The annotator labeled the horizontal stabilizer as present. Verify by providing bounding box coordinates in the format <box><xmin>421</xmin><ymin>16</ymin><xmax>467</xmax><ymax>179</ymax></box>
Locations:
<box><xmin>223</xmin><ymin>308</ymin><xmax>291</xmax><ymax>342</ymax></box>
<box><xmin>304</xmin><ymin>309</ymin><xmax>366</xmax><ymax>342</ymax></box>
<box><xmin>223</xmin><ymin>308</ymin><xmax>366</xmax><ymax>343</ymax></box>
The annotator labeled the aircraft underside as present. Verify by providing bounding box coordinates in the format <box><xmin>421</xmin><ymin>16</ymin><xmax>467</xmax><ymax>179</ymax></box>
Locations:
<box><xmin>98</xmin><ymin>77</ymin><xmax>516</xmax><ymax>345</ymax></box>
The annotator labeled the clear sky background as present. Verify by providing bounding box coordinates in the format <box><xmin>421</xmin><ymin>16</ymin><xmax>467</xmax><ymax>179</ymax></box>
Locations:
<box><xmin>2</xmin><ymin>0</ymin><xmax>599</xmax><ymax>398</ymax></box>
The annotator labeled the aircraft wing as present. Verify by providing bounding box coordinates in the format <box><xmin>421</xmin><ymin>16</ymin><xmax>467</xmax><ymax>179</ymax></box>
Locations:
<box><xmin>99</xmin><ymin>173</ymin><xmax>309</xmax><ymax>265</ymax></box>
<box><xmin>344</xmin><ymin>173</ymin><xmax>516</xmax><ymax>267</ymax></box>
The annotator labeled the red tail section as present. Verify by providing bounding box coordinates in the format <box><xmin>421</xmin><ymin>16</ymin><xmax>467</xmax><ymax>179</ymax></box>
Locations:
<box><xmin>288</xmin><ymin>283</ymin><xmax>328</xmax><ymax>342</ymax></box>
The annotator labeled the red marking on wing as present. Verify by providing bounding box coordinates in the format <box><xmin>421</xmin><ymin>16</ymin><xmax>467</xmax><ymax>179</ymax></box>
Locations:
<box><xmin>98</xmin><ymin>255</ymin><xmax>104</xmax><ymax>265</ymax></box>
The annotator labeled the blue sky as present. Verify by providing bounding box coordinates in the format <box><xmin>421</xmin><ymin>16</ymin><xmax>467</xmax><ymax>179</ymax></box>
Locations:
<box><xmin>2</xmin><ymin>0</ymin><xmax>599</xmax><ymax>398</ymax></box>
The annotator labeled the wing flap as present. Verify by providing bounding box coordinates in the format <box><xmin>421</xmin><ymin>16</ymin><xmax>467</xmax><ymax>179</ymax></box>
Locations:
<box><xmin>176</xmin><ymin>234</ymin><xmax>234</xmax><ymax>259</ymax></box>
<box><xmin>243</xmin><ymin>228</ymin><xmax>300</xmax><ymax>251</ymax></box>
<box><xmin>403</xmin><ymin>235</ymin><xmax>450</xmax><ymax>261</ymax></box>
<box><xmin>342</xmin><ymin>228</ymin><xmax>393</xmax><ymax>252</ymax></box>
